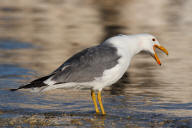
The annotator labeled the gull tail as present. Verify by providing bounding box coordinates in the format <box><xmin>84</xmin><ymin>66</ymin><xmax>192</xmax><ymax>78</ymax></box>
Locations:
<box><xmin>10</xmin><ymin>75</ymin><xmax>52</xmax><ymax>91</ymax></box>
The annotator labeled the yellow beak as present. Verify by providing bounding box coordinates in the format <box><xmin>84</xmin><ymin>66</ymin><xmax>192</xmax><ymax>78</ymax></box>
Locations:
<box><xmin>153</xmin><ymin>44</ymin><xmax>168</xmax><ymax>65</ymax></box>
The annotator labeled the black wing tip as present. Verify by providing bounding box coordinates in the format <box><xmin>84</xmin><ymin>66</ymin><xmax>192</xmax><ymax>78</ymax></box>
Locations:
<box><xmin>10</xmin><ymin>83</ymin><xmax>48</xmax><ymax>92</ymax></box>
<box><xmin>10</xmin><ymin>88</ymin><xmax>19</xmax><ymax>91</ymax></box>
<box><xmin>9</xmin><ymin>75</ymin><xmax>51</xmax><ymax>92</ymax></box>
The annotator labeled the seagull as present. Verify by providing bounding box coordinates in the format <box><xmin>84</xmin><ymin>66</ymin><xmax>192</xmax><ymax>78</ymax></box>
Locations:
<box><xmin>10</xmin><ymin>33</ymin><xmax>168</xmax><ymax>115</ymax></box>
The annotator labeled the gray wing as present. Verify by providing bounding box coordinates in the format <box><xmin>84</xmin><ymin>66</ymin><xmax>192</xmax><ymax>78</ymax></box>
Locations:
<box><xmin>50</xmin><ymin>44</ymin><xmax>121</xmax><ymax>84</ymax></box>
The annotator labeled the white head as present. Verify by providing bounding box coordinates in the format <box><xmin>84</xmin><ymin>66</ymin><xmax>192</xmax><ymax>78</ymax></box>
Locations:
<box><xmin>104</xmin><ymin>33</ymin><xmax>168</xmax><ymax>65</ymax></box>
<box><xmin>135</xmin><ymin>33</ymin><xmax>168</xmax><ymax>65</ymax></box>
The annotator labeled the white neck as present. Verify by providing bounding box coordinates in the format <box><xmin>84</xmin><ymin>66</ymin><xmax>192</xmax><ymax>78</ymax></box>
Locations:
<box><xmin>103</xmin><ymin>34</ymin><xmax>143</xmax><ymax>59</ymax></box>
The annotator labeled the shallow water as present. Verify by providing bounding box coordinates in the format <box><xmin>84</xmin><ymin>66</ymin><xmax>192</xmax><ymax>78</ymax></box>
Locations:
<box><xmin>0</xmin><ymin>0</ymin><xmax>192</xmax><ymax>127</ymax></box>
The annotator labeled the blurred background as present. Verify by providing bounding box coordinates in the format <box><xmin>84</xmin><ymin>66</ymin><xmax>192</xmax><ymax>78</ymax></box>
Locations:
<box><xmin>0</xmin><ymin>0</ymin><xmax>192</xmax><ymax>127</ymax></box>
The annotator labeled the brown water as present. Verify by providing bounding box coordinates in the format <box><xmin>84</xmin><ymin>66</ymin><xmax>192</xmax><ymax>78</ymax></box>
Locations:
<box><xmin>0</xmin><ymin>0</ymin><xmax>192</xmax><ymax>127</ymax></box>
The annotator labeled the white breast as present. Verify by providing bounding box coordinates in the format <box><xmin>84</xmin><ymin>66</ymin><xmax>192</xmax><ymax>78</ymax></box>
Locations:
<box><xmin>91</xmin><ymin>46</ymin><xmax>131</xmax><ymax>90</ymax></box>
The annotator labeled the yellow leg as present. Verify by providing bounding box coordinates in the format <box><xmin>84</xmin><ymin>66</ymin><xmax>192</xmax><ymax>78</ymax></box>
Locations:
<box><xmin>97</xmin><ymin>91</ymin><xmax>106</xmax><ymax>115</ymax></box>
<box><xmin>91</xmin><ymin>90</ymin><xmax>100</xmax><ymax>114</ymax></box>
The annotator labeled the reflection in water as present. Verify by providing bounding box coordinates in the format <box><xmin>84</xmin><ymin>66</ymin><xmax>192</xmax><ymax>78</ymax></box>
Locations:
<box><xmin>0</xmin><ymin>40</ymin><xmax>34</xmax><ymax>50</ymax></box>
<box><xmin>0</xmin><ymin>0</ymin><xmax>192</xmax><ymax>127</ymax></box>
<box><xmin>96</xmin><ymin>0</ymin><xmax>127</xmax><ymax>40</ymax></box>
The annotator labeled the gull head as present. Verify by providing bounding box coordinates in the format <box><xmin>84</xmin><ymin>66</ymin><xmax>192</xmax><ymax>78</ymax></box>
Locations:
<box><xmin>136</xmin><ymin>33</ymin><xmax>168</xmax><ymax>65</ymax></box>
<box><xmin>104</xmin><ymin>33</ymin><xmax>168</xmax><ymax>65</ymax></box>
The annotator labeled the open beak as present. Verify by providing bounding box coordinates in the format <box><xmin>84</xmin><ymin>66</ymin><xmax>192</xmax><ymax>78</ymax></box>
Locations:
<box><xmin>153</xmin><ymin>44</ymin><xmax>168</xmax><ymax>65</ymax></box>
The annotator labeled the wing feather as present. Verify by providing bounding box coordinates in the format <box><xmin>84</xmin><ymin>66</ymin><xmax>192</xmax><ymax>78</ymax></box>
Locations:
<box><xmin>51</xmin><ymin>44</ymin><xmax>120</xmax><ymax>84</ymax></box>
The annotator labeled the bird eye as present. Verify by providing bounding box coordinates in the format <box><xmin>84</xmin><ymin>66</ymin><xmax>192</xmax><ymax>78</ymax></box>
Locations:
<box><xmin>152</xmin><ymin>38</ymin><xmax>156</xmax><ymax>41</ymax></box>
